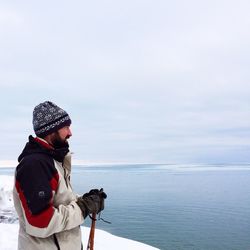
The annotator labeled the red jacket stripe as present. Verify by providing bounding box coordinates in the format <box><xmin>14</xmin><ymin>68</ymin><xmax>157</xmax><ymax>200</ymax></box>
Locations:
<box><xmin>15</xmin><ymin>179</ymin><xmax>56</xmax><ymax>228</ymax></box>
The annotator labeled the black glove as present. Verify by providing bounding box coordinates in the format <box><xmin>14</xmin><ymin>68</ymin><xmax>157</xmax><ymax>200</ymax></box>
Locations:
<box><xmin>83</xmin><ymin>188</ymin><xmax>107</xmax><ymax>199</ymax></box>
<box><xmin>76</xmin><ymin>188</ymin><xmax>107</xmax><ymax>218</ymax></box>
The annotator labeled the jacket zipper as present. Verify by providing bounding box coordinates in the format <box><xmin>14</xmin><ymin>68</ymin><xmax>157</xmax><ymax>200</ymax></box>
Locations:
<box><xmin>62</xmin><ymin>163</ymin><xmax>69</xmax><ymax>188</ymax></box>
<box><xmin>53</xmin><ymin>234</ymin><xmax>60</xmax><ymax>250</ymax></box>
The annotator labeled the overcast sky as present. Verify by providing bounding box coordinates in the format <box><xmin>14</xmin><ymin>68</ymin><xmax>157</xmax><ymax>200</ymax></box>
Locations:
<box><xmin>1</xmin><ymin>0</ymin><xmax>250</xmax><ymax>164</ymax></box>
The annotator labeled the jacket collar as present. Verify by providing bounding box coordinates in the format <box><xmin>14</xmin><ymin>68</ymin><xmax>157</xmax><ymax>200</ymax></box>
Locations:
<box><xmin>31</xmin><ymin>135</ymin><xmax>69</xmax><ymax>163</ymax></box>
<box><xmin>34</xmin><ymin>137</ymin><xmax>54</xmax><ymax>150</ymax></box>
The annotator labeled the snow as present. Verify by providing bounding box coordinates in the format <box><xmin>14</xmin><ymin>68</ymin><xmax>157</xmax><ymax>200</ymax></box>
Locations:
<box><xmin>0</xmin><ymin>223</ymin><xmax>158</xmax><ymax>250</ymax></box>
<box><xmin>0</xmin><ymin>175</ymin><xmax>159</xmax><ymax>250</ymax></box>
<box><xmin>0</xmin><ymin>175</ymin><xmax>17</xmax><ymax>224</ymax></box>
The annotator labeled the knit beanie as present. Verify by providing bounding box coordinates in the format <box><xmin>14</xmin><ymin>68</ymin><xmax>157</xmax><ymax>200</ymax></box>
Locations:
<box><xmin>33</xmin><ymin>101</ymin><xmax>71</xmax><ymax>138</ymax></box>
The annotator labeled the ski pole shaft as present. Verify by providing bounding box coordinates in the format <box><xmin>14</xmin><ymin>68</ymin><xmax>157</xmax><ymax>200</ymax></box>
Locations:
<box><xmin>87</xmin><ymin>213</ymin><xmax>96</xmax><ymax>250</ymax></box>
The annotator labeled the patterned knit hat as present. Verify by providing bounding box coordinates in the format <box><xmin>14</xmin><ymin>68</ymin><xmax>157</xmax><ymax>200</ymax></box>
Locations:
<box><xmin>33</xmin><ymin>101</ymin><xmax>71</xmax><ymax>137</ymax></box>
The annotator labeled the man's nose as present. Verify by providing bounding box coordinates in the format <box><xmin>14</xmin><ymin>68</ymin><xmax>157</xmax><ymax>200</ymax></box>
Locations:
<box><xmin>68</xmin><ymin>127</ymin><xmax>72</xmax><ymax>137</ymax></box>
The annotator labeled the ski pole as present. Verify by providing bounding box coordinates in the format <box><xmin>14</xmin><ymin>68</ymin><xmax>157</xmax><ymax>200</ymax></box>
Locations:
<box><xmin>87</xmin><ymin>213</ymin><xmax>96</xmax><ymax>250</ymax></box>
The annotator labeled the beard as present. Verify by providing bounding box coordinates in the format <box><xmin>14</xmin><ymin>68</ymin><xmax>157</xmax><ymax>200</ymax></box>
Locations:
<box><xmin>51</xmin><ymin>131</ymin><xmax>70</xmax><ymax>149</ymax></box>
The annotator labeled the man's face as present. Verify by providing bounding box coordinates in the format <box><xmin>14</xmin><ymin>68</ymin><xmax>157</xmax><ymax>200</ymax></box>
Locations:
<box><xmin>51</xmin><ymin>126</ymin><xmax>72</xmax><ymax>148</ymax></box>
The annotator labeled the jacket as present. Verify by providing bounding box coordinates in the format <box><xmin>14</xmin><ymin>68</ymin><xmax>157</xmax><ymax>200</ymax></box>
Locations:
<box><xmin>13</xmin><ymin>135</ymin><xmax>84</xmax><ymax>250</ymax></box>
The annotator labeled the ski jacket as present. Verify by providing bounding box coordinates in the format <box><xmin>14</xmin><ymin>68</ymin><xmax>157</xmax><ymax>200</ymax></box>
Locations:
<box><xmin>13</xmin><ymin>136</ymin><xmax>84</xmax><ymax>250</ymax></box>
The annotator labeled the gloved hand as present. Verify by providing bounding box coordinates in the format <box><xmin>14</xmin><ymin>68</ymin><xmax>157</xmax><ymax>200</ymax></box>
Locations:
<box><xmin>76</xmin><ymin>188</ymin><xmax>107</xmax><ymax>218</ymax></box>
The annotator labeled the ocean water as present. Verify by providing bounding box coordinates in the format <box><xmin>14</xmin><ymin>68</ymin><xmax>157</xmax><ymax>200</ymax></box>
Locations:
<box><xmin>1</xmin><ymin>164</ymin><xmax>250</xmax><ymax>250</ymax></box>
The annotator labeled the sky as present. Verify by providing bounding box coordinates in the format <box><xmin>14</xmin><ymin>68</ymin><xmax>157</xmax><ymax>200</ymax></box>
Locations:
<box><xmin>0</xmin><ymin>0</ymin><xmax>250</xmax><ymax>164</ymax></box>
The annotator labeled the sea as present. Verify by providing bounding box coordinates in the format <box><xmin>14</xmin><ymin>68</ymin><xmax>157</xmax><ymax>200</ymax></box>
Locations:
<box><xmin>1</xmin><ymin>164</ymin><xmax>250</xmax><ymax>250</ymax></box>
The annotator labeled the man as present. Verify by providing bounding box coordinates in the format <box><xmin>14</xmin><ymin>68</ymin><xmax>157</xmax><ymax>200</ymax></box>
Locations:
<box><xmin>13</xmin><ymin>101</ymin><xmax>106</xmax><ymax>250</ymax></box>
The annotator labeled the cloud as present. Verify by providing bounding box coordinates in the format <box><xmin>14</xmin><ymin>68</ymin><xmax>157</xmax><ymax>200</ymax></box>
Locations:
<box><xmin>0</xmin><ymin>0</ymin><xmax>250</xmax><ymax>163</ymax></box>
<box><xmin>0</xmin><ymin>8</ymin><xmax>23</xmax><ymax>28</ymax></box>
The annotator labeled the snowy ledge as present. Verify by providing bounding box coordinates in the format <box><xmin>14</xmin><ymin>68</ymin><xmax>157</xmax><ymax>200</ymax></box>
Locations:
<box><xmin>0</xmin><ymin>175</ymin><xmax>159</xmax><ymax>250</ymax></box>
<box><xmin>0</xmin><ymin>223</ymin><xmax>158</xmax><ymax>250</ymax></box>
